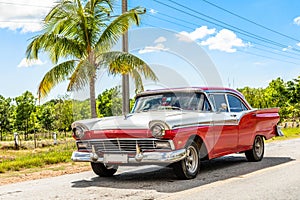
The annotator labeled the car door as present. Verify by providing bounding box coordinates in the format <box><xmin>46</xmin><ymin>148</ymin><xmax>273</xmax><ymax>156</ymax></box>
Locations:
<box><xmin>208</xmin><ymin>93</ymin><xmax>239</xmax><ymax>157</ymax></box>
<box><xmin>226</xmin><ymin>94</ymin><xmax>255</xmax><ymax>151</ymax></box>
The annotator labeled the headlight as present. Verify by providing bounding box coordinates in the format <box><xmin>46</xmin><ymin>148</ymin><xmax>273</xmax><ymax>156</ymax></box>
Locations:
<box><xmin>151</xmin><ymin>124</ymin><xmax>165</xmax><ymax>138</ymax></box>
<box><xmin>72</xmin><ymin>126</ymin><xmax>85</xmax><ymax>139</ymax></box>
<box><xmin>149</xmin><ymin>120</ymin><xmax>170</xmax><ymax>139</ymax></box>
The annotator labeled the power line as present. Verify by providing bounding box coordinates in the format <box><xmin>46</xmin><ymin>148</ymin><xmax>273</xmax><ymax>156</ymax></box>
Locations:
<box><xmin>128</xmin><ymin>4</ymin><xmax>300</xmax><ymax>65</ymax></box>
<box><xmin>151</xmin><ymin>10</ymin><xmax>300</xmax><ymax>57</ymax></box>
<box><xmin>239</xmin><ymin>50</ymin><xmax>300</xmax><ymax>65</ymax></box>
<box><xmin>156</xmin><ymin>11</ymin><xmax>200</xmax><ymax>28</ymax></box>
<box><xmin>0</xmin><ymin>20</ymin><xmax>42</xmax><ymax>23</ymax></box>
<box><xmin>252</xmin><ymin>46</ymin><xmax>300</xmax><ymax>61</ymax></box>
<box><xmin>147</xmin><ymin>14</ymin><xmax>300</xmax><ymax>63</ymax></box>
<box><xmin>250</xmin><ymin>40</ymin><xmax>300</xmax><ymax>57</ymax></box>
<box><xmin>147</xmin><ymin>14</ymin><xmax>194</xmax><ymax>31</ymax></box>
<box><xmin>0</xmin><ymin>1</ymin><xmax>52</xmax><ymax>8</ymax></box>
<box><xmin>137</xmin><ymin>14</ymin><xmax>300</xmax><ymax>65</ymax></box>
<box><xmin>201</xmin><ymin>0</ymin><xmax>300</xmax><ymax>43</ymax></box>
<box><xmin>155</xmin><ymin>0</ymin><xmax>300</xmax><ymax>54</ymax></box>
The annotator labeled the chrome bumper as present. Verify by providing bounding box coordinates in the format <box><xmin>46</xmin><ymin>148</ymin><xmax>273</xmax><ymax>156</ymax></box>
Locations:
<box><xmin>276</xmin><ymin>125</ymin><xmax>284</xmax><ymax>137</ymax></box>
<box><xmin>71</xmin><ymin>149</ymin><xmax>186</xmax><ymax>164</ymax></box>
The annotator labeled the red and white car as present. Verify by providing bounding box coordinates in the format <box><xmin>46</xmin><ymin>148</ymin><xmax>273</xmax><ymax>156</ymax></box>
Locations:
<box><xmin>71</xmin><ymin>87</ymin><xmax>283</xmax><ymax>179</ymax></box>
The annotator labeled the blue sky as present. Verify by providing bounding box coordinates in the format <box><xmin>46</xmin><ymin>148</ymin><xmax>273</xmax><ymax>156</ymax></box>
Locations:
<box><xmin>0</xmin><ymin>0</ymin><xmax>300</xmax><ymax>101</ymax></box>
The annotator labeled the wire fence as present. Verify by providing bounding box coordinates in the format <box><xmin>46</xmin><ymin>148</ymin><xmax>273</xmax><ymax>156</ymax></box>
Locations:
<box><xmin>0</xmin><ymin>132</ymin><xmax>75</xmax><ymax>150</ymax></box>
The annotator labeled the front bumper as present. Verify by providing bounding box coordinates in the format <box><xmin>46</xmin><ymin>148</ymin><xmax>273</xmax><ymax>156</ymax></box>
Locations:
<box><xmin>71</xmin><ymin>149</ymin><xmax>186</xmax><ymax>165</ymax></box>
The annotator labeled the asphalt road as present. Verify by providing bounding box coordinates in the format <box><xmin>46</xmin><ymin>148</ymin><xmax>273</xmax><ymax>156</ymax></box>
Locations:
<box><xmin>0</xmin><ymin>138</ymin><xmax>300</xmax><ymax>200</ymax></box>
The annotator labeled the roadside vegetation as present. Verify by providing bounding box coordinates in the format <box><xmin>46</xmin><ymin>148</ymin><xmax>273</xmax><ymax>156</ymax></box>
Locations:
<box><xmin>1</xmin><ymin>76</ymin><xmax>300</xmax><ymax>174</ymax></box>
<box><xmin>0</xmin><ymin>140</ymin><xmax>75</xmax><ymax>173</ymax></box>
<box><xmin>238</xmin><ymin>76</ymin><xmax>300</xmax><ymax>122</ymax></box>
<box><xmin>1</xmin><ymin>127</ymin><xmax>299</xmax><ymax>174</ymax></box>
<box><xmin>271</xmin><ymin>127</ymin><xmax>300</xmax><ymax>141</ymax></box>
<box><xmin>0</xmin><ymin>0</ymin><xmax>299</xmax><ymax>176</ymax></box>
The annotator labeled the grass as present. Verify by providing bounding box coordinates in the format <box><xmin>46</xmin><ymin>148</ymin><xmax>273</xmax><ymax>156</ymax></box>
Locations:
<box><xmin>0</xmin><ymin>142</ymin><xmax>76</xmax><ymax>173</ymax></box>
<box><xmin>0</xmin><ymin>128</ymin><xmax>300</xmax><ymax>174</ymax></box>
<box><xmin>270</xmin><ymin>127</ymin><xmax>300</xmax><ymax>141</ymax></box>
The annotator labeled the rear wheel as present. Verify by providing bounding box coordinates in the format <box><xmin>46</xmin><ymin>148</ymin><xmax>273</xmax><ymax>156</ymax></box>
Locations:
<box><xmin>245</xmin><ymin>135</ymin><xmax>264</xmax><ymax>162</ymax></box>
<box><xmin>173</xmin><ymin>141</ymin><xmax>200</xmax><ymax>179</ymax></box>
<box><xmin>91</xmin><ymin>162</ymin><xmax>118</xmax><ymax>177</ymax></box>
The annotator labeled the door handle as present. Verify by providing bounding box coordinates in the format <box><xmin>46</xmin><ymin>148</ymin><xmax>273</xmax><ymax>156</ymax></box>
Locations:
<box><xmin>230</xmin><ymin>114</ymin><xmax>237</xmax><ymax>117</ymax></box>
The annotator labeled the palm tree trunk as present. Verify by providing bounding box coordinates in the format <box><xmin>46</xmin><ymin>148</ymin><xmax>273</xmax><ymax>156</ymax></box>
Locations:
<box><xmin>89</xmin><ymin>76</ymin><xmax>97</xmax><ymax>118</ymax></box>
<box><xmin>88</xmin><ymin>49</ymin><xmax>97</xmax><ymax>118</ymax></box>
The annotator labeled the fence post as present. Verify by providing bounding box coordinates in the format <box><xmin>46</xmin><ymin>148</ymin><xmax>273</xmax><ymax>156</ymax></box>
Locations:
<box><xmin>53</xmin><ymin>132</ymin><xmax>57</xmax><ymax>145</ymax></box>
<box><xmin>14</xmin><ymin>132</ymin><xmax>19</xmax><ymax>150</ymax></box>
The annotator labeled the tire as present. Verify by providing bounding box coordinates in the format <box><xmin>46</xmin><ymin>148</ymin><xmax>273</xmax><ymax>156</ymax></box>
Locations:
<box><xmin>90</xmin><ymin>162</ymin><xmax>118</xmax><ymax>177</ymax></box>
<box><xmin>173</xmin><ymin>141</ymin><xmax>200</xmax><ymax>179</ymax></box>
<box><xmin>245</xmin><ymin>135</ymin><xmax>264</xmax><ymax>162</ymax></box>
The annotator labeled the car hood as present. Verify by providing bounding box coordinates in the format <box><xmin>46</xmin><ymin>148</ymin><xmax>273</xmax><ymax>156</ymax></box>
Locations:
<box><xmin>72</xmin><ymin>110</ymin><xmax>213</xmax><ymax>130</ymax></box>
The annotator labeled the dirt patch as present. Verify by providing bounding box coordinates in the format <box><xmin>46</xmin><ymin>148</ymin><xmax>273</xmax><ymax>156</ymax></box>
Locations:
<box><xmin>0</xmin><ymin>162</ymin><xmax>91</xmax><ymax>186</ymax></box>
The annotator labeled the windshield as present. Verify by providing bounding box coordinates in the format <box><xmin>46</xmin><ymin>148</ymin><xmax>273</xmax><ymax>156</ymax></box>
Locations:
<box><xmin>132</xmin><ymin>92</ymin><xmax>204</xmax><ymax>113</ymax></box>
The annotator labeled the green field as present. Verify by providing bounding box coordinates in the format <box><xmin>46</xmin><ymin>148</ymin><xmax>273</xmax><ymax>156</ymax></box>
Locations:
<box><xmin>0</xmin><ymin>141</ymin><xmax>76</xmax><ymax>173</ymax></box>
<box><xmin>0</xmin><ymin>127</ymin><xmax>300</xmax><ymax>174</ymax></box>
<box><xmin>271</xmin><ymin>127</ymin><xmax>300</xmax><ymax>141</ymax></box>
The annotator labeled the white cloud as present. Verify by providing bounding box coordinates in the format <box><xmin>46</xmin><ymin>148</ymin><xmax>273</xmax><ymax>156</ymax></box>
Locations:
<box><xmin>253</xmin><ymin>62</ymin><xmax>267</xmax><ymax>66</ymax></box>
<box><xmin>282</xmin><ymin>46</ymin><xmax>292</xmax><ymax>51</ymax></box>
<box><xmin>149</xmin><ymin>9</ymin><xmax>157</xmax><ymax>14</ymax></box>
<box><xmin>176</xmin><ymin>26</ymin><xmax>216</xmax><ymax>42</ymax></box>
<box><xmin>138</xmin><ymin>43</ymin><xmax>169</xmax><ymax>54</ymax></box>
<box><xmin>293</xmin><ymin>16</ymin><xmax>300</xmax><ymax>26</ymax></box>
<box><xmin>18</xmin><ymin>58</ymin><xmax>46</xmax><ymax>68</ymax></box>
<box><xmin>154</xmin><ymin>36</ymin><xmax>167</xmax><ymax>43</ymax></box>
<box><xmin>200</xmin><ymin>29</ymin><xmax>246</xmax><ymax>53</ymax></box>
<box><xmin>0</xmin><ymin>0</ymin><xmax>56</xmax><ymax>33</ymax></box>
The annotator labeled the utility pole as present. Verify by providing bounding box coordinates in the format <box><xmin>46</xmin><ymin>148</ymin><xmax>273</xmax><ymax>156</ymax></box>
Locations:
<box><xmin>122</xmin><ymin>0</ymin><xmax>130</xmax><ymax>115</ymax></box>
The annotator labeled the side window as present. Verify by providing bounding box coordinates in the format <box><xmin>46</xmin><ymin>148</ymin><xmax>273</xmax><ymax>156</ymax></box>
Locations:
<box><xmin>227</xmin><ymin>95</ymin><xmax>248</xmax><ymax>112</ymax></box>
<box><xmin>209</xmin><ymin>94</ymin><xmax>228</xmax><ymax>112</ymax></box>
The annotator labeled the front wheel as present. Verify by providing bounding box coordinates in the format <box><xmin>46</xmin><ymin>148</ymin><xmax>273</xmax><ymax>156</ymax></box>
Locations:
<box><xmin>245</xmin><ymin>135</ymin><xmax>264</xmax><ymax>162</ymax></box>
<box><xmin>91</xmin><ymin>162</ymin><xmax>118</xmax><ymax>177</ymax></box>
<box><xmin>173</xmin><ymin>141</ymin><xmax>200</xmax><ymax>179</ymax></box>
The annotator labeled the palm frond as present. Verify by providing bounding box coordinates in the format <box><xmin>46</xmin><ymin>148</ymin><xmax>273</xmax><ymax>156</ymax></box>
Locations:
<box><xmin>129</xmin><ymin>68</ymin><xmax>144</xmax><ymax>93</ymax></box>
<box><xmin>101</xmin><ymin>51</ymin><xmax>158</xmax><ymax>81</ymax></box>
<box><xmin>37</xmin><ymin>60</ymin><xmax>77</xmax><ymax>99</ymax></box>
<box><xmin>26</xmin><ymin>33</ymin><xmax>84</xmax><ymax>63</ymax></box>
<box><xmin>95</xmin><ymin>7</ymin><xmax>145</xmax><ymax>52</ymax></box>
<box><xmin>67</xmin><ymin>59</ymin><xmax>96</xmax><ymax>91</ymax></box>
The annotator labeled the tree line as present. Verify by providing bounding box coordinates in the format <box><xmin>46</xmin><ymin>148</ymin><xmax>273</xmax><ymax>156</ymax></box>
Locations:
<box><xmin>238</xmin><ymin>76</ymin><xmax>300</xmax><ymax>122</ymax></box>
<box><xmin>1</xmin><ymin>76</ymin><xmax>299</xmax><ymax>140</ymax></box>
<box><xmin>0</xmin><ymin>86</ymin><xmax>125</xmax><ymax>141</ymax></box>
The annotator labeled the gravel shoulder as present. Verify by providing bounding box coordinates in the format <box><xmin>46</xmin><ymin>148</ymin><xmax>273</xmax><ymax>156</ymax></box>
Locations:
<box><xmin>0</xmin><ymin>138</ymin><xmax>299</xmax><ymax>187</ymax></box>
<box><xmin>0</xmin><ymin>139</ymin><xmax>300</xmax><ymax>200</ymax></box>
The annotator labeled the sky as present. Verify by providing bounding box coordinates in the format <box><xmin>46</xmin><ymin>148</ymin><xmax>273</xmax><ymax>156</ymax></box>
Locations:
<box><xmin>0</xmin><ymin>0</ymin><xmax>300</xmax><ymax>101</ymax></box>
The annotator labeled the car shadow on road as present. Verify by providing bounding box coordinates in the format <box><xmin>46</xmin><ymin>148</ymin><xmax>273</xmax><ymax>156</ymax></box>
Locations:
<box><xmin>71</xmin><ymin>156</ymin><xmax>294</xmax><ymax>193</ymax></box>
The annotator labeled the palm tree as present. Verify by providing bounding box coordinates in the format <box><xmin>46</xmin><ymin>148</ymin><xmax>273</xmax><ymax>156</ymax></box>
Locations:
<box><xmin>26</xmin><ymin>0</ymin><xmax>157</xmax><ymax>118</ymax></box>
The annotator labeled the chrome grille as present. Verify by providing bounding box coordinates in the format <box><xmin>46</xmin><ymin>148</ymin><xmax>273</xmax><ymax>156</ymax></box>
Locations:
<box><xmin>77</xmin><ymin>139</ymin><xmax>172</xmax><ymax>152</ymax></box>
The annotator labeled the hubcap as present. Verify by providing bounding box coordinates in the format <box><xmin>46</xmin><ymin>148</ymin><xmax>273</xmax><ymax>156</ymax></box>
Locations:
<box><xmin>254</xmin><ymin>137</ymin><xmax>263</xmax><ymax>157</ymax></box>
<box><xmin>185</xmin><ymin>145</ymin><xmax>198</xmax><ymax>174</ymax></box>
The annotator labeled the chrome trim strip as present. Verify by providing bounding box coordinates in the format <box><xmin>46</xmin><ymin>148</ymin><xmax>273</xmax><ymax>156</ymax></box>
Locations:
<box><xmin>79</xmin><ymin>138</ymin><xmax>168</xmax><ymax>142</ymax></box>
<box><xmin>71</xmin><ymin>148</ymin><xmax>186</xmax><ymax>164</ymax></box>
<box><xmin>172</xmin><ymin>121</ymin><xmax>213</xmax><ymax>129</ymax></box>
<box><xmin>171</xmin><ymin>120</ymin><xmax>239</xmax><ymax>129</ymax></box>
<box><xmin>77</xmin><ymin>139</ymin><xmax>176</xmax><ymax>151</ymax></box>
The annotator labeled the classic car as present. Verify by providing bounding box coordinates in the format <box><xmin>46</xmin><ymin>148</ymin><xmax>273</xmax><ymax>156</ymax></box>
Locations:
<box><xmin>71</xmin><ymin>87</ymin><xmax>283</xmax><ymax>179</ymax></box>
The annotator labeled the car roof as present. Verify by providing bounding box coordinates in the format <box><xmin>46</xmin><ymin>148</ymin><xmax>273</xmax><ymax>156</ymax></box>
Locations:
<box><xmin>136</xmin><ymin>87</ymin><xmax>245</xmax><ymax>99</ymax></box>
